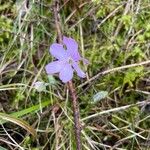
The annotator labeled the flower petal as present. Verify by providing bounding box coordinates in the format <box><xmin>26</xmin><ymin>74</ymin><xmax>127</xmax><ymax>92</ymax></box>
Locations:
<box><xmin>50</xmin><ymin>43</ymin><xmax>68</xmax><ymax>60</ymax></box>
<box><xmin>59</xmin><ymin>64</ymin><xmax>73</xmax><ymax>83</ymax></box>
<box><xmin>63</xmin><ymin>36</ymin><xmax>81</xmax><ymax>61</ymax></box>
<box><xmin>72</xmin><ymin>62</ymin><xmax>86</xmax><ymax>78</ymax></box>
<box><xmin>45</xmin><ymin>61</ymin><xmax>65</xmax><ymax>74</ymax></box>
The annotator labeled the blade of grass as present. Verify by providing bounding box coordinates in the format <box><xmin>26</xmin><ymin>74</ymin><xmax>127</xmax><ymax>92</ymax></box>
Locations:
<box><xmin>0</xmin><ymin>100</ymin><xmax>51</xmax><ymax>137</ymax></box>
<box><xmin>0</xmin><ymin>100</ymin><xmax>51</xmax><ymax>124</ymax></box>
<box><xmin>0</xmin><ymin>113</ymin><xmax>36</xmax><ymax>137</ymax></box>
<box><xmin>0</xmin><ymin>146</ymin><xmax>7</xmax><ymax>150</ymax></box>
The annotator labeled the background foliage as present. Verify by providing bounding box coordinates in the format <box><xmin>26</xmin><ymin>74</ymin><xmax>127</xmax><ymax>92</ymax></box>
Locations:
<box><xmin>0</xmin><ymin>0</ymin><xmax>150</xmax><ymax>149</ymax></box>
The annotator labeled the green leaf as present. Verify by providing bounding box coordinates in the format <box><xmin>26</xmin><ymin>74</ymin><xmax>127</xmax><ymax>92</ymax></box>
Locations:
<box><xmin>13</xmin><ymin>100</ymin><xmax>50</xmax><ymax>118</ymax></box>
<box><xmin>0</xmin><ymin>100</ymin><xmax>50</xmax><ymax>124</ymax></box>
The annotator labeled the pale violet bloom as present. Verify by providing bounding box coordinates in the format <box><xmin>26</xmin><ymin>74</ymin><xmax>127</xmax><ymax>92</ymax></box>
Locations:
<box><xmin>45</xmin><ymin>36</ymin><xmax>88</xmax><ymax>83</ymax></box>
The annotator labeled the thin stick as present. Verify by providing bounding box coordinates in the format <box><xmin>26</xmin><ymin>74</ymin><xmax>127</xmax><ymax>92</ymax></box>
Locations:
<box><xmin>78</xmin><ymin>60</ymin><xmax>150</xmax><ymax>88</ymax></box>
<box><xmin>82</xmin><ymin>99</ymin><xmax>150</xmax><ymax>121</ymax></box>
<box><xmin>53</xmin><ymin>0</ymin><xmax>82</xmax><ymax>149</ymax></box>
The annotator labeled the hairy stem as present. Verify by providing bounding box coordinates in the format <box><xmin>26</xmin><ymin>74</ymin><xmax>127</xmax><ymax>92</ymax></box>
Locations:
<box><xmin>68</xmin><ymin>81</ymin><xmax>81</xmax><ymax>150</ymax></box>
<box><xmin>53</xmin><ymin>0</ymin><xmax>82</xmax><ymax>149</ymax></box>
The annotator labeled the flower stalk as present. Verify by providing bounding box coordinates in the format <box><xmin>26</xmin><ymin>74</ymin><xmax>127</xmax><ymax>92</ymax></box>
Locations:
<box><xmin>53</xmin><ymin>0</ymin><xmax>82</xmax><ymax>149</ymax></box>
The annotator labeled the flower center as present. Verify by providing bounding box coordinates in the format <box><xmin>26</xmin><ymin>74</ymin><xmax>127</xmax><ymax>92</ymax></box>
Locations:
<box><xmin>68</xmin><ymin>57</ymin><xmax>73</xmax><ymax>64</ymax></box>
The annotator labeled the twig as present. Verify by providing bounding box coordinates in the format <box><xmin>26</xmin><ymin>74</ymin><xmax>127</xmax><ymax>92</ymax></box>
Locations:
<box><xmin>97</xmin><ymin>3</ymin><xmax>124</xmax><ymax>28</ymax></box>
<box><xmin>54</xmin><ymin>0</ymin><xmax>62</xmax><ymax>43</ymax></box>
<box><xmin>82</xmin><ymin>99</ymin><xmax>150</xmax><ymax>121</ymax></box>
<box><xmin>53</xmin><ymin>0</ymin><xmax>82</xmax><ymax>149</ymax></box>
<box><xmin>113</xmin><ymin>0</ymin><xmax>132</xmax><ymax>37</ymax></box>
<box><xmin>78</xmin><ymin>60</ymin><xmax>150</xmax><ymax>88</ymax></box>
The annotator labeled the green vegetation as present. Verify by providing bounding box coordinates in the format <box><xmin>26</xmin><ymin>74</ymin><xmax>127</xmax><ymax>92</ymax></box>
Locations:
<box><xmin>0</xmin><ymin>0</ymin><xmax>150</xmax><ymax>149</ymax></box>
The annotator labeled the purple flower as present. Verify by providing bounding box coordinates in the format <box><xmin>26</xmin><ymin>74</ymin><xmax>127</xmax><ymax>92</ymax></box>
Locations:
<box><xmin>45</xmin><ymin>36</ymin><xmax>88</xmax><ymax>83</ymax></box>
